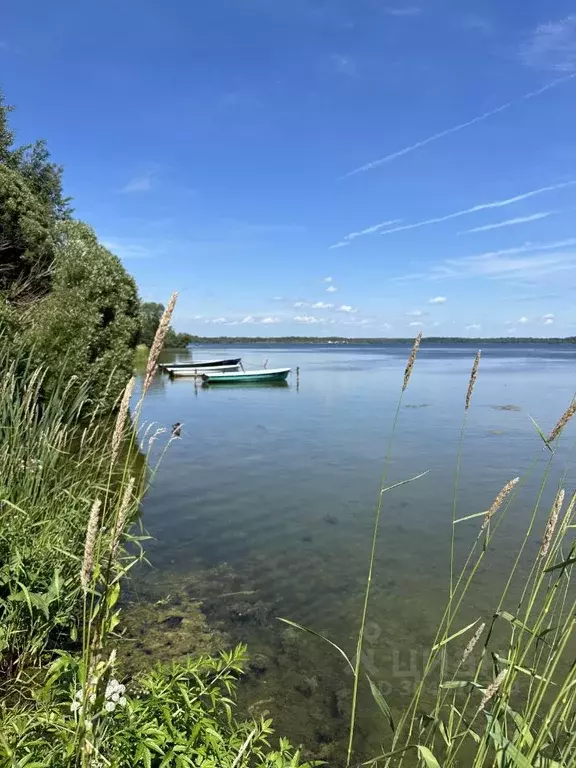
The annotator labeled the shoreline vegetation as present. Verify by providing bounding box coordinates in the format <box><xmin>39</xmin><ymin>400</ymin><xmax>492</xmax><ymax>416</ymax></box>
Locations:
<box><xmin>3</xmin><ymin>91</ymin><xmax>576</xmax><ymax>766</ymax></box>
<box><xmin>184</xmin><ymin>335</ymin><xmax>576</xmax><ymax>345</ymax></box>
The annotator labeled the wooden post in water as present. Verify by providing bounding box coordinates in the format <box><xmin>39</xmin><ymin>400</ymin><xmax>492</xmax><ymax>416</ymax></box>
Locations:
<box><xmin>296</xmin><ymin>366</ymin><xmax>300</xmax><ymax>391</ymax></box>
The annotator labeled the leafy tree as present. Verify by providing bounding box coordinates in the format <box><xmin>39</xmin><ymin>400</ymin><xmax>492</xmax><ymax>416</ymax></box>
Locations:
<box><xmin>0</xmin><ymin>92</ymin><xmax>70</xmax><ymax>305</ymax></box>
<box><xmin>27</xmin><ymin>220</ymin><xmax>140</xmax><ymax>409</ymax></box>
<box><xmin>138</xmin><ymin>301</ymin><xmax>164</xmax><ymax>347</ymax></box>
<box><xmin>138</xmin><ymin>301</ymin><xmax>193</xmax><ymax>349</ymax></box>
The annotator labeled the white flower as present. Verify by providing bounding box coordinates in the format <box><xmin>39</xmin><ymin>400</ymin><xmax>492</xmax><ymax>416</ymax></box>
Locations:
<box><xmin>104</xmin><ymin>701</ymin><xmax>116</xmax><ymax>713</ymax></box>
<box><xmin>118</xmin><ymin>697</ymin><xmax>127</xmax><ymax>707</ymax></box>
<box><xmin>71</xmin><ymin>700</ymin><xmax>82</xmax><ymax>713</ymax></box>
<box><xmin>75</xmin><ymin>689</ymin><xmax>83</xmax><ymax>701</ymax></box>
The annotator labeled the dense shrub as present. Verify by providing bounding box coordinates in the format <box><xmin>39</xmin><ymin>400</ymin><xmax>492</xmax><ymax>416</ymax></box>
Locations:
<box><xmin>26</xmin><ymin>220</ymin><xmax>140</xmax><ymax>409</ymax></box>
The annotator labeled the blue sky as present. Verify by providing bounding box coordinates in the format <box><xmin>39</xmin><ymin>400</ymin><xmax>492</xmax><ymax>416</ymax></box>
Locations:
<box><xmin>3</xmin><ymin>1</ymin><xmax>576</xmax><ymax>337</ymax></box>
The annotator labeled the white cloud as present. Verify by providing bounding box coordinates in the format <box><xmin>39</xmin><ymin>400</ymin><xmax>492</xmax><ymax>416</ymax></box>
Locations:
<box><xmin>329</xmin><ymin>220</ymin><xmax>401</xmax><ymax>249</ymax></box>
<box><xmin>338</xmin><ymin>305</ymin><xmax>357</xmax><ymax>313</ymax></box>
<box><xmin>459</xmin><ymin>211</ymin><xmax>555</xmax><ymax>234</ymax></box>
<box><xmin>272</xmin><ymin>296</ymin><xmax>284</xmax><ymax>301</ymax></box>
<box><xmin>518</xmin><ymin>316</ymin><xmax>529</xmax><ymax>324</ymax></box>
<box><xmin>416</xmin><ymin>240</ymin><xmax>576</xmax><ymax>282</ymax></box>
<box><xmin>542</xmin><ymin>313</ymin><xmax>555</xmax><ymax>320</ymax></box>
<box><xmin>205</xmin><ymin>317</ymin><xmax>228</xmax><ymax>325</ymax></box>
<box><xmin>521</xmin><ymin>16</ymin><xmax>576</xmax><ymax>72</ymax></box>
<box><xmin>261</xmin><ymin>317</ymin><xmax>280</xmax><ymax>324</ymax></box>
<box><xmin>192</xmin><ymin>315</ymin><xmax>203</xmax><ymax>320</ymax></box>
<box><xmin>326</xmin><ymin>285</ymin><xmax>338</xmax><ymax>293</ymax></box>
<box><xmin>428</xmin><ymin>296</ymin><xmax>447</xmax><ymax>304</ymax></box>
<box><xmin>406</xmin><ymin>309</ymin><xmax>424</xmax><ymax>316</ymax></box>
<box><xmin>293</xmin><ymin>301</ymin><xmax>308</xmax><ymax>308</ymax></box>
<box><xmin>311</xmin><ymin>301</ymin><xmax>334</xmax><ymax>309</ymax></box>
<box><xmin>323</xmin><ymin>276</ymin><xmax>333</xmax><ymax>282</ymax></box>
<box><xmin>543</xmin><ymin>318</ymin><xmax>555</xmax><ymax>325</ymax></box>
<box><xmin>466</xmin><ymin>324</ymin><xmax>481</xmax><ymax>331</ymax></box>
<box><xmin>120</xmin><ymin>173</ymin><xmax>153</xmax><ymax>193</ymax></box>
<box><xmin>409</xmin><ymin>321</ymin><xmax>424</xmax><ymax>327</ymax></box>
<box><xmin>241</xmin><ymin>316</ymin><xmax>255</xmax><ymax>324</ymax></box>
<box><xmin>294</xmin><ymin>315</ymin><xmax>324</xmax><ymax>324</ymax></box>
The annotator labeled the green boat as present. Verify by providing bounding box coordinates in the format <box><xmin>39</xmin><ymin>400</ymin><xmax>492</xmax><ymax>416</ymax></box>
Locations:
<box><xmin>202</xmin><ymin>367</ymin><xmax>291</xmax><ymax>384</ymax></box>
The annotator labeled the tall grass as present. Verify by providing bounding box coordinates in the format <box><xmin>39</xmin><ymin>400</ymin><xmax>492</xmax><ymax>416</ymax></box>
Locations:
<box><xmin>281</xmin><ymin>337</ymin><xmax>576</xmax><ymax>768</ymax></box>
<box><xmin>0</xmin><ymin>300</ymin><xmax>317</xmax><ymax>767</ymax></box>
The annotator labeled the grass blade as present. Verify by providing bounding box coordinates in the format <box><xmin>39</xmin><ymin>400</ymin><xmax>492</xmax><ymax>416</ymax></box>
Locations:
<box><xmin>276</xmin><ymin>617</ymin><xmax>354</xmax><ymax>674</ymax></box>
<box><xmin>366</xmin><ymin>674</ymin><xmax>395</xmax><ymax>733</ymax></box>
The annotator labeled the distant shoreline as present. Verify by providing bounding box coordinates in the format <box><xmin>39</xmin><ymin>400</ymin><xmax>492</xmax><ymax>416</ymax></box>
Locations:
<box><xmin>184</xmin><ymin>336</ymin><xmax>576</xmax><ymax>346</ymax></box>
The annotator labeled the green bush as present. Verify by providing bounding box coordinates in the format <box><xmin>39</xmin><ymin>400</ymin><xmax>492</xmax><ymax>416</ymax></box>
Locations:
<box><xmin>0</xmin><ymin>647</ymin><xmax>319</xmax><ymax>767</ymax></box>
<box><xmin>26</xmin><ymin>220</ymin><xmax>140</xmax><ymax>410</ymax></box>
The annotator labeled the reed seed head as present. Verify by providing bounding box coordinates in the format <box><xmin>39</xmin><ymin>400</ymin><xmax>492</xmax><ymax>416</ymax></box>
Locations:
<box><xmin>547</xmin><ymin>399</ymin><xmax>576</xmax><ymax>445</ymax></box>
<box><xmin>81</xmin><ymin>499</ymin><xmax>102</xmax><ymax>592</ymax></box>
<box><xmin>402</xmin><ymin>332</ymin><xmax>423</xmax><ymax>392</ymax></box>
<box><xmin>460</xmin><ymin>622</ymin><xmax>486</xmax><ymax>667</ymax></box>
<box><xmin>540</xmin><ymin>488</ymin><xmax>565</xmax><ymax>559</ymax></box>
<box><xmin>110</xmin><ymin>376</ymin><xmax>134</xmax><ymax>467</ymax></box>
<box><xmin>481</xmin><ymin>477</ymin><xmax>519</xmax><ymax>530</ymax></box>
<box><xmin>465</xmin><ymin>351</ymin><xmax>481</xmax><ymax>411</ymax></box>
<box><xmin>142</xmin><ymin>292</ymin><xmax>178</xmax><ymax>395</ymax></box>
<box><xmin>476</xmin><ymin>669</ymin><xmax>507</xmax><ymax>715</ymax></box>
<box><xmin>112</xmin><ymin>476</ymin><xmax>136</xmax><ymax>559</ymax></box>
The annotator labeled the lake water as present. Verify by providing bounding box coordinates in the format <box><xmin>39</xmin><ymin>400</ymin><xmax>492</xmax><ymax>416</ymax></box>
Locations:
<box><xmin>131</xmin><ymin>343</ymin><xmax>576</xmax><ymax>764</ymax></box>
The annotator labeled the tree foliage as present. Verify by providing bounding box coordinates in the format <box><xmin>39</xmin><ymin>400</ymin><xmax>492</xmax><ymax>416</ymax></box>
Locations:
<box><xmin>0</xmin><ymin>91</ymin><xmax>140</xmax><ymax>408</ymax></box>
<box><xmin>0</xmin><ymin>91</ymin><xmax>71</xmax><ymax>303</ymax></box>
<box><xmin>139</xmin><ymin>301</ymin><xmax>193</xmax><ymax>349</ymax></box>
<box><xmin>27</xmin><ymin>221</ymin><xmax>140</xmax><ymax>409</ymax></box>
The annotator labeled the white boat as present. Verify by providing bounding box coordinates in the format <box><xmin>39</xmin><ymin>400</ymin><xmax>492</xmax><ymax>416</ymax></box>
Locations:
<box><xmin>169</xmin><ymin>364</ymin><xmax>241</xmax><ymax>378</ymax></box>
<box><xmin>159</xmin><ymin>357</ymin><xmax>241</xmax><ymax>371</ymax></box>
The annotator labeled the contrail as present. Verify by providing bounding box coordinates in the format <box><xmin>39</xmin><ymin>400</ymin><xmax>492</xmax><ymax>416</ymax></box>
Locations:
<box><xmin>378</xmin><ymin>181</ymin><xmax>576</xmax><ymax>237</ymax></box>
<box><xmin>459</xmin><ymin>211</ymin><xmax>555</xmax><ymax>234</ymax></box>
<box><xmin>329</xmin><ymin>218</ymin><xmax>401</xmax><ymax>248</ymax></box>
<box><xmin>343</xmin><ymin>73</ymin><xmax>576</xmax><ymax>178</ymax></box>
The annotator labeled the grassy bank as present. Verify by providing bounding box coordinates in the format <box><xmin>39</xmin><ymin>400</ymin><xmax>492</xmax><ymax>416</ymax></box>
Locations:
<box><xmin>2</xmin><ymin>318</ymin><xmax>576</xmax><ymax>766</ymax></box>
<box><xmin>0</xmin><ymin>302</ymin><xmax>317</xmax><ymax>767</ymax></box>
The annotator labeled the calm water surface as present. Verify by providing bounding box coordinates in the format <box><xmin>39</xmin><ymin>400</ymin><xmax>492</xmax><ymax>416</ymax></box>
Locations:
<box><xmin>131</xmin><ymin>343</ymin><xmax>576</xmax><ymax>762</ymax></box>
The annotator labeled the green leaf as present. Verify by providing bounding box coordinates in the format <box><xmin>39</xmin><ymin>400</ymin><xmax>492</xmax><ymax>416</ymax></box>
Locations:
<box><xmin>544</xmin><ymin>556</ymin><xmax>576</xmax><ymax>573</ymax></box>
<box><xmin>528</xmin><ymin>415</ymin><xmax>553</xmax><ymax>452</ymax></box>
<box><xmin>366</xmin><ymin>674</ymin><xmax>395</xmax><ymax>732</ymax></box>
<box><xmin>432</xmin><ymin>619</ymin><xmax>479</xmax><ymax>651</ymax></box>
<box><xmin>417</xmin><ymin>745</ymin><xmax>442</xmax><ymax>767</ymax></box>
<box><xmin>276</xmin><ymin>618</ymin><xmax>354</xmax><ymax>673</ymax></box>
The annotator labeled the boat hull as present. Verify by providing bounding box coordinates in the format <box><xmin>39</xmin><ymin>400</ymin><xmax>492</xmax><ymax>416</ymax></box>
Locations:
<box><xmin>159</xmin><ymin>357</ymin><xmax>241</xmax><ymax>371</ymax></box>
<box><xmin>202</xmin><ymin>368</ymin><xmax>291</xmax><ymax>384</ymax></box>
<box><xmin>169</xmin><ymin>365</ymin><xmax>240</xmax><ymax>377</ymax></box>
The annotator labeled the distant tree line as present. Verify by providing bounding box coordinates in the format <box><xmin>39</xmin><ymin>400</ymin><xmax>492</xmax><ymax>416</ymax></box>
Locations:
<box><xmin>185</xmin><ymin>335</ymin><xmax>576</xmax><ymax>345</ymax></box>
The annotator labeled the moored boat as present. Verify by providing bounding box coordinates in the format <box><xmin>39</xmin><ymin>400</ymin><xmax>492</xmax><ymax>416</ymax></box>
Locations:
<box><xmin>169</xmin><ymin>364</ymin><xmax>241</xmax><ymax>378</ymax></box>
<box><xmin>159</xmin><ymin>357</ymin><xmax>241</xmax><ymax>371</ymax></box>
<box><xmin>202</xmin><ymin>368</ymin><xmax>291</xmax><ymax>384</ymax></box>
